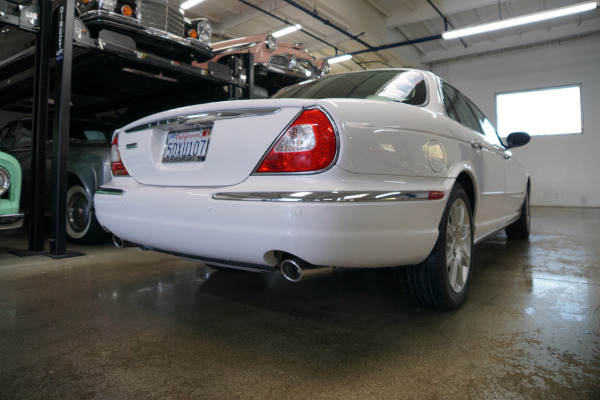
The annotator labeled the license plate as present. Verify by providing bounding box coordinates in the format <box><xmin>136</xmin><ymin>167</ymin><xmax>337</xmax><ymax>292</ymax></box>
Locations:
<box><xmin>162</xmin><ymin>127</ymin><xmax>212</xmax><ymax>163</ymax></box>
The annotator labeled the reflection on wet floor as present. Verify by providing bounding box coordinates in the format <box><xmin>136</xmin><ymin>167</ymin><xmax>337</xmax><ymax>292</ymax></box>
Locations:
<box><xmin>0</xmin><ymin>207</ymin><xmax>599</xmax><ymax>399</ymax></box>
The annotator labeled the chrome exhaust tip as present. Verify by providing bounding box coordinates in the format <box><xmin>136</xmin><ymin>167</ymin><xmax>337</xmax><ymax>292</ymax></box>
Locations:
<box><xmin>112</xmin><ymin>235</ymin><xmax>126</xmax><ymax>248</ymax></box>
<box><xmin>280</xmin><ymin>258</ymin><xmax>333</xmax><ymax>283</ymax></box>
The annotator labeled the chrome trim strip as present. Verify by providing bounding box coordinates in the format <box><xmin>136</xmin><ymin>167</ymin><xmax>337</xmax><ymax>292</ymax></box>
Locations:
<box><xmin>96</xmin><ymin>187</ymin><xmax>125</xmax><ymax>195</ymax></box>
<box><xmin>212</xmin><ymin>191</ymin><xmax>437</xmax><ymax>203</ymax></box>
<box><xmin>125</xmin><ymin>108</ymin><xmax>282</xmax><ymax>133</ymax></box>
<box><xmin>0</xmin><ymin>213</ymin><xmax>24</xmax><ymax>230</ymax></box>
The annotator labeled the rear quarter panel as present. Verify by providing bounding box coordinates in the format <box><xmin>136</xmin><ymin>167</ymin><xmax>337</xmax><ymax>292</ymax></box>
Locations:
<box><xmin>318</xmin><ymin>99</ymin><xmax>471</xmax><ymax>180</ymax></box>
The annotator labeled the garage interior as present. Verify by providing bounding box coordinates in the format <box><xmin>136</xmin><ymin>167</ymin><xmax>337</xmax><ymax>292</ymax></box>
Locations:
<box><xmin>1</xmin><ymin>0</ymin><xmax>599</xmax><ymax>398</ymax></box>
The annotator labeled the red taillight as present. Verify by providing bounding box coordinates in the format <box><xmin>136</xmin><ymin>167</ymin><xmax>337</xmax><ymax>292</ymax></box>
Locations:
<box><xmin>111</xmin><ymin>134</ymin><xmax>130</xmax><ymax>176</ymax></box>
<box><xmin>256</xmin><ymin>108</ymin><xmax>337</xmax><ymax>173</ymax></box>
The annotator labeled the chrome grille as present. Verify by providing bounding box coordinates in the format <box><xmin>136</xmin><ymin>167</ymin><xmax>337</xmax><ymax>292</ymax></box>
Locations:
<box><xmin>138</xmin><ymin>0</ymin><xmax>184</xmax><ymax>37</ymax></box>
<box><xmin>166</xmin><ymin>6</ymin><xmax>185</xmax><ymax>36</ymax></box>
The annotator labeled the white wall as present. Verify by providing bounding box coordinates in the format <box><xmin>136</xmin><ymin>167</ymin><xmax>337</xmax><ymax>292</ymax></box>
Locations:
<box><xmin>432</xmin><ymin>36</ymin><xmax>600</xmax><ymax>207</ymax></box>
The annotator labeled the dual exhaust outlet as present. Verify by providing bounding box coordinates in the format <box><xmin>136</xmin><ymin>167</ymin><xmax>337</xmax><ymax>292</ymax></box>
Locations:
<box><xmin>112</xmin><ymin>235</ymin><xmax>332</xmax><ymax>282</ymax></box>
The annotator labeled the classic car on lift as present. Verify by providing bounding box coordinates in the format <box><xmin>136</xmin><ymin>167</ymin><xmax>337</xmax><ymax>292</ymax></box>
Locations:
<box><xmin>94</xmin><ymin>69</ymin><xmax>531</xmax><ymax>311</ymax></box>
<box><xmin>75</xmin><ymin>0</ymin><xmax>213</xmax><ymax>62</ymax></box>
<box><xmin>195</xmin><ymin>34</ymin><xmax>330</xmax><ymax>96</ymax></box>
<box><xmin>0</xmin><ymin>151</ymin><xmax>24</xmax><ymax>230</ymax></box>
<box><xmin>0</xmin><ymin>117</ymin><xmax>117</xmax><ymax>243</ymax></box>
<box><xmin>0</xmin><ymin>0</ymin><xmax>212</xmax><ymax>74</ymax></box>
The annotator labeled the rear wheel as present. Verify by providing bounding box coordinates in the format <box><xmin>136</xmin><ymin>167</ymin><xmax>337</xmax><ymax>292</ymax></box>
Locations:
<box><xmin>505</xmin><ymin>189</ymin><xmax>530</xmax><ymax>239</ymax></box>
<box><xmin>400</xmin><ymin>183</ymin><xmax>474</xmax><ymax>311</ymax></box>
<box><xmin>66</xmin><ymin>184</ymin><xmax>109</xmax><ymax>244</ymax></box>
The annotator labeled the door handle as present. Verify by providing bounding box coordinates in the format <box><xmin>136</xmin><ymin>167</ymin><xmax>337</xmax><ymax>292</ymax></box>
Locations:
<box><xmin>470</xmin><ymin>141</ymin><xmax>483</xmax><ymax>150</ymax></box>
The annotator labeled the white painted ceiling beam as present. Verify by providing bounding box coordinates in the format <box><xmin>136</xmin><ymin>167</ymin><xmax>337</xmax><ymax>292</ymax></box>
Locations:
<box><xmin>212</xmin><ymin>7</ymin><xmax>266</xmax><ymax>33</ymax></box>
<box><xmin>364</xmin><ymin>0</ymin><xmax>390</xmax><ymax>17</ymax></box>
<box><xmin>386</xmin><ymin>0</ymin><xmax>513</xmax><ymax>28</ymax></box>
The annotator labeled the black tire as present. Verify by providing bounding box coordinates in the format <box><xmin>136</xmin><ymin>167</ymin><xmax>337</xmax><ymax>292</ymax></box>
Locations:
<box><xmin>505</xmin><ymin>190</ymin><xmax>530</xmax><ymax>239</ymax></box>
<box><xmin>66</xmin><ymin>184</ymin><xmax>109</xmax><ymax>245</ymax></box>
<box><xmin>399</xmin><ymin>183</ymin><xmax>474</xmax><ymax>311</ymax></box>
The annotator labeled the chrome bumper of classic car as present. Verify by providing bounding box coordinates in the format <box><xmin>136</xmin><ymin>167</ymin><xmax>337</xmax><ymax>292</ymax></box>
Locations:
<box><xmin>258</xmin><ymin>63</ymin><xmax>321</xmax><ymax>79</ymax></box>
<box><xmin>212</xmin><ymin>190</ymin><xmax>444</xmax><ymax>202</ymax></box>
<box><xmin>0</xmin><ymin>213</ymin><xmax>24</xmax><ymax>230</ymax></box>
<box><xmin>80</xmin><ymin>9</ymin><xmax>212</xmax><ymax>58</ymax></box>
<box><xmin>80</xmin><ymin>10</ymin><xmax>144</xmax><ymax>30</ymax></box>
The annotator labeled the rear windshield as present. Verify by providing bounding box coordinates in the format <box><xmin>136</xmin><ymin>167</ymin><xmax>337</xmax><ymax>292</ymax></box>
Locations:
<box><xmin>272</xmin><ymin>70</ymin><xmax>427</xmax><ymax>105</ymax></box>
<box><xmin>69</xmin><ymin>120</ymin><xmax>116</xmax><ymax>143</ymax></box>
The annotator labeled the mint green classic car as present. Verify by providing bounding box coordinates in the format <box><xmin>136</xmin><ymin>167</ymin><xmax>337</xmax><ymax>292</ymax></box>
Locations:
<box><xmin>0</xmin><ymin>151</ymin><xmax>23</xmax><ymax>230</ymax></box>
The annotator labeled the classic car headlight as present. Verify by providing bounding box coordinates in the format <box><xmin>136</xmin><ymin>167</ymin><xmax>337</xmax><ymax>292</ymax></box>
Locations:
<box><xmin>196</xmin><ymin>18</ymin><xmax>211</xmax><ymax>44</ymax></box>
<box><xmin>0</xmin><ymin>166</ymin><xmax>10</xmax><ymax>196</ymax></box>
<box><xmin>288</xmin><ymin>54</ymin><xmax>297</xmax><ymax>68</ymax></box>
<box><xmin>265</xmin><ymin>34</ymin><xmax>277</xmax><ymax>50</ymax></box>
<box><xmin>99</xmin><ymin>0</ymin><xmax>117</xmax><ymax>11</ymax></box>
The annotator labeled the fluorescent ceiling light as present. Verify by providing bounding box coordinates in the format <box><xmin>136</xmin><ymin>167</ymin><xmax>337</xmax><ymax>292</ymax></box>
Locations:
<box><xmin>272</xmin><ymin>24</ymin><xmax>302</xmax><ymax>38</ymax></box>
<box><xmin>180</xmin><ymin>0</ymin><xmax>205</xmax><ymax>11</ymax></box>
<box><xmin>328</xmin><ymin>54</ymin><xmax>352</xmax><ymax>64</ymax></box>
<box><xmin>443</xmin><ymin>1</ymin><xmax>598</xmax><ymax>39</ymax></box>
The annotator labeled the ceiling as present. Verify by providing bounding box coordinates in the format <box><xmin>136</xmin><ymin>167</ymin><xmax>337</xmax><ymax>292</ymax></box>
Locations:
<box><xmin>184</xmin><ymin>0</ymin><xmax>600</xmax><ymax>73</ymax></box>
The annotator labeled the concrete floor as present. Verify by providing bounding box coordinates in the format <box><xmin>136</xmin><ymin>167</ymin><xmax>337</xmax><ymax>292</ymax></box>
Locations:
<box><xmin>0</xmin><ymin>207</ymin><xmax>599</xmax><ymax>399</ymax></box>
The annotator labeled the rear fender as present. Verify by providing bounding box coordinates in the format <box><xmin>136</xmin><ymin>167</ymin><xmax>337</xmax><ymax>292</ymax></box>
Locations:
<box><xmin>0</xmin><ymin>152</ymin><xmax>22</xmax><ymax>214</ymax></box>
<box><xmin>68</xmin><ymin>153</ymin><xmax>108</xmax><ymax>198</ymax></box>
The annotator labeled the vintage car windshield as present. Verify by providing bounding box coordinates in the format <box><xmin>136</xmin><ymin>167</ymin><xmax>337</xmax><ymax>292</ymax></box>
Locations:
<box><xmin>272</xmin><ymin>70</ymin><xmax>427</xmax><ymax>105</ymax></box>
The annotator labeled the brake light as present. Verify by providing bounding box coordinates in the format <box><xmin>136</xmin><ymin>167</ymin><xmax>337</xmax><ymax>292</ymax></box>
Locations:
<box><xmin>111</xmin><ymin>134</ymin><xmax>130</xmax><ymax>176</ymax></box>
<box><xmin>256</xmin><ymin>108</ymin><xmax>337</xmax><ymax>173</ymax></box>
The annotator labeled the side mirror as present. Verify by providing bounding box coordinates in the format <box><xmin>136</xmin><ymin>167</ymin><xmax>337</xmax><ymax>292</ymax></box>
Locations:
<box><xmin>505</xmin><ymin>132</ymin><xmax>530</xmax><ymax>149</ymax></box>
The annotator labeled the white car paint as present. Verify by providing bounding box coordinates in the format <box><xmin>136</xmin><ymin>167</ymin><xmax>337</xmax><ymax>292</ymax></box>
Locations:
<box><xmin>94</xmin><ymin>69</ymin><xmax>529</xmax><ymax>272</ymax></box>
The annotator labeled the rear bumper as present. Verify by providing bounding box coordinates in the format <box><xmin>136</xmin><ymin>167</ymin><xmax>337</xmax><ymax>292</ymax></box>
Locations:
<box><xmin>94</xmin><ymin>172</ymin><xmax>452</xmax><ymax>268</ymax></box>
<box><xmin>0</xmin><ymin>213</ymin><xmax>24</xmax><ymax>230</ymax></box>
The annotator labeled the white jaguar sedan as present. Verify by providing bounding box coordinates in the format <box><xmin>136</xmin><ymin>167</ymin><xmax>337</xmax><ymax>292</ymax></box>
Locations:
<box><xmin>94</xmin><ymin>69</ymin><xmax>530</xmax><ymax>310</ymax></box>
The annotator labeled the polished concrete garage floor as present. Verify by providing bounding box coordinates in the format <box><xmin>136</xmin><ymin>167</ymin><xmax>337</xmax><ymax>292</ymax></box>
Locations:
<box><xmin>1</xmin><ymin>207</ymin><xmax>599</xmax><ymax>399</ymax></box>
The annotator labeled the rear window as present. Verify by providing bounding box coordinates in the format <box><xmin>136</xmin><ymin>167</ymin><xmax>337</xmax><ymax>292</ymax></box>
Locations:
<box><xmin>273</xmin><ymin>70</ymin><xmax>427</xmax><ymax>105</ymax></box>
<box><xmin>69</xmin><ymin>120</ymin><xmax>116</xmax><ymax>143</ymax></box>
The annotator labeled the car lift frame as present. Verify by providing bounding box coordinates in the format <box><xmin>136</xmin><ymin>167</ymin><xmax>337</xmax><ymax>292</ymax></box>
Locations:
<box><xmin>1</xmin><ymin>0</ymin><xmax>253</xmax><ymax>258</ymax></box>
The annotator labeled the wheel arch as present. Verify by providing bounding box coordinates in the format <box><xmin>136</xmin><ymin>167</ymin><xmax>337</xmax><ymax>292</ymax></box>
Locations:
<box><xmin>67</xmin><ymin>156</ymin><xmax>103</xmax><ymax>199</ymax></box>
<box><xmin>455</xmin><ymin>171</ymin><xmax>476</xmax><ymax>219</ymax></box>
<box><xmin>66</xmin><ymin>171</ymin><xmax>98</xmax><ymax>210</ymax></box>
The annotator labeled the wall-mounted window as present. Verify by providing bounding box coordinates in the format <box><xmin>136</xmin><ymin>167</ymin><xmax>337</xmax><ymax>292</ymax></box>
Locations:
<box><xmin>496</xmin><ymin>85</ymin><xmax>582</xmax><ymax>137</ymax></box>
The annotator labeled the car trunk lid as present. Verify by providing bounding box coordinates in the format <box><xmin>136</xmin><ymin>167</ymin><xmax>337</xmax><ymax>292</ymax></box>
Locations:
<box><xmin>116</xmin><ymin>99</ymin><xmax>311</xmax><ymax>187</ymax></box>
